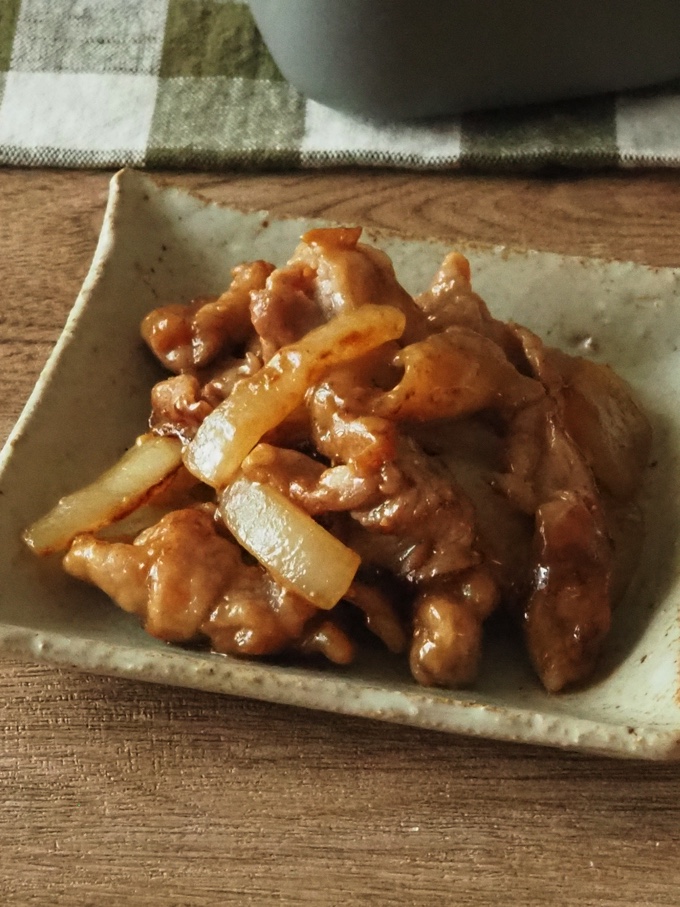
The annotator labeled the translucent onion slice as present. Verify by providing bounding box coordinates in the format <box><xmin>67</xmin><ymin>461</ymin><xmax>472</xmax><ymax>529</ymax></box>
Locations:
<box><xmin>220</xmin><ymin>474</ymin><xmax>360</xmax><ymax>610</ymax></box>
<box><xmin>185</xmin><ymin>304</ymin><xmax>406</xmax><ymax>489</ymax></box>
<box><xmin>23</xmin><ymin>435</ymin><xmax>183</xmax><ymax>556</ymax></box>
<box><xmin>95</xmin><ymin>503</ymin><xmax>177</xmax><ymax>541</ymax></box>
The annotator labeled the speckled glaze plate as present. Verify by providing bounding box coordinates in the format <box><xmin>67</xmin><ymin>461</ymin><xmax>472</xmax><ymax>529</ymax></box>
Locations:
<box><xmin>2</xmin><ymin>170</ymin><xmax>680</xmax><ymax>759</ymax></box>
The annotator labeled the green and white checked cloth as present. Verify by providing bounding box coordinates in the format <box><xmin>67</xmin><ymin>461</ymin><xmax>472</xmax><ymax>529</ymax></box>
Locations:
<box><xmin>1</xmin><ymin>0</ymin><xmax>680</xmax><ymax>171</ymax></box>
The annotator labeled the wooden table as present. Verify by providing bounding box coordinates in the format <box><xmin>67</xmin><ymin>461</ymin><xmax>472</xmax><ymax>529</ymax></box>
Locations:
<box><xmin>1</xmin><ymin>168</ymin><xmax>679</xmax><ymax>906</ymax></box>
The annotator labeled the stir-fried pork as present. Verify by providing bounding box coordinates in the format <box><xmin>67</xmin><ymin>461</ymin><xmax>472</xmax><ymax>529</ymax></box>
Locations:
<box><xmin>49</xmin><ymin>227</ymin><xmax>651</xmax><ymax>693</ymax></box>
<box><xmin>64</xmin><ymin>506</ymin><xmax>358</xmax><ymax>663</ymax></box>
<box><xmin>292</xmin><ymin>227</ymin><xmax>428</xmax><ymax>342</ymax></box>
<box><xmin>141</xmin><ymin>260</ymin><xmax>272</xmax><ymax>372</ymax></box>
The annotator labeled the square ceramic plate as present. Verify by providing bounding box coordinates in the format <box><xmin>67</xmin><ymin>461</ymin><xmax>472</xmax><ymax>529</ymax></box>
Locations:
<box><xmin>2</xmin><ymin>169</ymin><xmax>680</xmax><ymax>759</ymax></box>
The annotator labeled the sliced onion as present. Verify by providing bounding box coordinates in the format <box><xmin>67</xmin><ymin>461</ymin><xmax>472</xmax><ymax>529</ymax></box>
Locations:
<box><xmin>219</xmin><ymin>474</ymin><xmax>360</xmax><ymax>610</ymax></box>
<box><xmin>24</xmin><ymin>435</ymin><xmax>183</xmax><ymax>556</ymax></box>
<box><xmin>185</xmin><ymin>304</ymin><xmax>405</xmax><ymax>488</ymax></box>
<box><xmin>95</xmin><ymin>503</ymin><xmax>177</xmax><ymax>541</ymax></box>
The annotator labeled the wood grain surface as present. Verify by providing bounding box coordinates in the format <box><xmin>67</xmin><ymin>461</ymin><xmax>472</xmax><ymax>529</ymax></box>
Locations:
<box><xmin>2</xmin><ymin>168</ymin><xmax>680</xmax><ymax>906</ymax></box>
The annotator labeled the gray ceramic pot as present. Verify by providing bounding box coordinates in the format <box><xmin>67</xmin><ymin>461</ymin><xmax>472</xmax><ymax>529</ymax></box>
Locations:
<box><xmin>249</xmin><ymin>0</ymin><xmax>680</xmax><ymax>119</ymax></box>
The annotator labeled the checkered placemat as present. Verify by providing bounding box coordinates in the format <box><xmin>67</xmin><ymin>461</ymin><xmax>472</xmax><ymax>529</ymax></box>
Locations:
<box><xmin>1</xmin><ymin>0</ymin><xmax>680</xmax><ymax>171</ymax></box>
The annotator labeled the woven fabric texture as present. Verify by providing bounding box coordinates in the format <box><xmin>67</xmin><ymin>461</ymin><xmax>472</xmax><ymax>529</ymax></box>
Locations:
<box><xmin>1</xmin><ymin>0</ymin><xmax>679</xmax><ymax>171</ymax></box>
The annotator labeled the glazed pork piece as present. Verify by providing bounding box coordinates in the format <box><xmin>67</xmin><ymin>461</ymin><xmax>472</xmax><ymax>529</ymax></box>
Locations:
<box><xmin>27</xmin><ymin>227</ymin><xmax>652</xmax><ymax>693</ymax></box>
